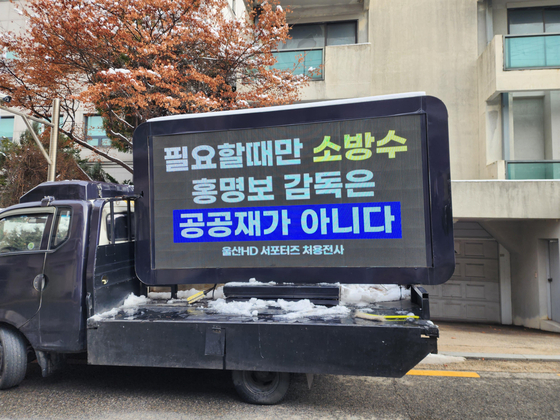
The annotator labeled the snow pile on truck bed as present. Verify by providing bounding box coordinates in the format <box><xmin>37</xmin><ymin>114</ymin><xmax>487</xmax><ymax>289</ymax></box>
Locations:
<box><xmin>89</xmin><ymin>294</ymin><xmax>150</xmax><ymax>321</ymax></box>
<box><xmin>340</xmin><ymin>284</ymin><xmax>410</xmax><ymax>305</ymax></box>
<box><xmin>207</xmin><ymin>297</ymin><xmax>351</xmax><ymax>320</ymax></box>
<box><xmin>88</xmin><ymin>283</ymin><xmax>410</xmax><ymax>322</ymax></box>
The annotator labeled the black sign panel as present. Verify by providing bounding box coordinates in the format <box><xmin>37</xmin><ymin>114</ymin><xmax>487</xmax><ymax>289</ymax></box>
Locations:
<box><xmin>133</xmin><ymin>95</ymin><xmax>454</xmax><ymax>285</ymax></box>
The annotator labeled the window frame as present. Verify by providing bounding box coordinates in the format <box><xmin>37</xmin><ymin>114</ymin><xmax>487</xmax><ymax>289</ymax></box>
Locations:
<box><xmin>50</xmin><ymin>207</ymin><xmax>73</xmax><ymax>249</ymax></box>
<box><xmin>85</xmin><ymin>115</ymin><xmax>112</xmax><ymax>148</ymax></box>
<box><xmin>508</xmin><ymin>6</ymin><xmax>560</xmax><ymax>35</ymax></box>
<box><xmin>0</xmin><ymin>115</ymin><xmax>15</xmax><ymax>140</ymax></box>
<box><xmin>274</xmin><ymin>20</ymin><xmax>358</xmax><ymax>82</ymax></box>
<box><xmin>0</xmin><ymin>208</ymin><xmax>56</xmax><ymax>255</ymax></box>
<box><xmin>279</xmin><ymin>20</ymin><xmax>358</xmax><ymax>51</ymax></box>
<box><xmin>105</xmin><ymin>212</ymin><xmax>135</xmax><ymax>243</ymax></box>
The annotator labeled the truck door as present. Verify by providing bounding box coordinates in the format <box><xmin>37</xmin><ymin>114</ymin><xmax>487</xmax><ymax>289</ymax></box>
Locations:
<box><xmin>37</xmin><ymin>203</ymin><xmax>89</xmax><ymax>351</ymax></box>
<box><xmin>0</xmin><ymin>208</ymin><xmax>55</xmax><ymax>329</ymax></box>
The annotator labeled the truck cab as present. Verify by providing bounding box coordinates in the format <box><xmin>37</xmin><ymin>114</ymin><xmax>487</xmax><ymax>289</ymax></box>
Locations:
<box><xmin>0</xmin><ymin>181</ymin><xmax>136</xmax><ymax>387</ymax></box>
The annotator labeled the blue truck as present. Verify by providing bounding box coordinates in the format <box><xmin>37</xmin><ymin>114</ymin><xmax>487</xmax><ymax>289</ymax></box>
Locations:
<box><xmin>0</xmin><ymin>93</ymin><xmax>453</xmax><ymax>404</ymax></box>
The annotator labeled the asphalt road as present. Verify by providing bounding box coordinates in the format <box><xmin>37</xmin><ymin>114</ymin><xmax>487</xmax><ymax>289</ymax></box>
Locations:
<box><xmin>0</xmin><ymin>361</ymin><xmax>559</xmax><ymax>419</ymax></box>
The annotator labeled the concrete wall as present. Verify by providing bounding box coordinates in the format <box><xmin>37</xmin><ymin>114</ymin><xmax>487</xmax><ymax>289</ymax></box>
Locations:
<box><xmin>298</xmin><ymin>1</ymin><xmax>480</xmax><ymax>181</ymax></box>
<box><xmin>482</xmin><ymin>219</ymin><xmax>560</xmax><ymax>330</ymax></box>
<box><xmin>369</xmin><ymin>0</ymin><xmax>479</xmax><ymax>181</ymax></box>
<box><xmin>0</xmin><ymin>0</ymin><xmax>26</xmax><ymax>32</ymax></box>
<box><xmin>299</xmin><ymin>43</ymin><xmax>373</xmax><ymax>100</ymax></box>
<box><xmin>452</xmin><ymin>180</ymin><xmax>560</xmax><ymax>219</ymax></box>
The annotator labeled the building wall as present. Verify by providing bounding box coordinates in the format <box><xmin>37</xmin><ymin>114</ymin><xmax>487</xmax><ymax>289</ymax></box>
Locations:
<box><xmin>283</xmin><ymin>0</ymin><xmax>560</xmax><ymax>331</ymax></box>
<box><xmin>297</xmin><ymin>0</ymin><xmax>480</xmax><ymax>181</ymax></box>
<box><xmin>482</xmin><ymin>219</ymin><xmax>560</xmax><ymax>331</ymax></box>
<box><xmin>0</xmin><ymin>0</ymin><xmax>25</xmax><ymax>32</ymax></box>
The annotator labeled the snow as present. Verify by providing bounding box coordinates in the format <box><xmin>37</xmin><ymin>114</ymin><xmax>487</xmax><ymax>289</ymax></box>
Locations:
<box><xmin>89</xmin><ymin>293</ymin><xmax>148</xmax><ymax>321</ymax></box>
<box><xmin>226</xmin><ymin>278</ymin><xmax>277</xmax><ymax>287</ymax></box>
<box><xmin>224</xmin><ymin>281</ymin><xmax>408</xmax><ymax>306</ymax></box>
<box><xmin>89</xmin><ymin>283</ymin><xmax>410</xmax><ymax>323</ymax></box>
<box><xmin>418</xmin><ymin>354</ymin><xmax>466</xmax><ymax>365</ymax></box>
<box><xmin>147</xmin><ymin>291</ymin><xmax>172</xmax><ymax>300</ymax></box>
<box><xmin>340</xmin><ymin>284</ymin><xmax>410</xmax><ymax>306</ymax></box>
<box><xmin>207</xmin><ymin>297</ymin><xmax>351</xmax><ymax>320</ymax></box>
<box><xmin>122</xmin><ymin>293</ymin><xmax>149</xmax><ymax>306</ymax></box>
<box><xmin>101</xmin><ymin>68</ymin><xmax>132</xmax><ymax>76</ymax></box>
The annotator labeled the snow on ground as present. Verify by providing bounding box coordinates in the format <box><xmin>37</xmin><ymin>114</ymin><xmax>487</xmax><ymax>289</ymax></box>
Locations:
<box><xmin>418</xmin><ymin>354</ymin><xmax>466</xmax><ymax>365</ymax></box>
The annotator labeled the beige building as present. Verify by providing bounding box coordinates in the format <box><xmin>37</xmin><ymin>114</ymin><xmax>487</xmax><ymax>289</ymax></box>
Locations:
<box><xmin>270</xmin><ymin>0</ymin><xmax>560</xmax><ymax>332</ymax></box>
<box><xmin>2</xmin><ymin>0</ymin><xmax>560</xmax><ymax>331</ymax></box>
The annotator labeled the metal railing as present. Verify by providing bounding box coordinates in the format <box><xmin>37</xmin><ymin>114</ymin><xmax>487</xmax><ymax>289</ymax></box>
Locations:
<box><xmin>272</xmin><ymin>48</ymin><xmax>323</xmax><ymax>80</ymax></box>
<box><xmin>504</xmin><ymin>33</ymin><xmax>560</xmax><ymax>70</ymax></box>
<box><xmin>506</xmin><ymin>160</ymin><xmax>560</xmax><ymax>179</ymax></box>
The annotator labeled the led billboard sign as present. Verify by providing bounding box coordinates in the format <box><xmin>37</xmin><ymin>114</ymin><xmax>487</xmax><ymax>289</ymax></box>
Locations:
<box><xmin>133</xmin><ymin>94</ymin><xmax>454</xmax><ymax>285</ymax></box>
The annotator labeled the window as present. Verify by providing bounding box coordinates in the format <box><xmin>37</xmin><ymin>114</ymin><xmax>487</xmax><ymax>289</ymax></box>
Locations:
<box><xmin>0</xmin><ymin>116</ymin><xmax>14</xmax><ymax>140</ymax></box>
<box><xmin>506</xmin><ymin>7</ymin><xmax>560</xmax><ymax>69</ymax></box>
<box><xmin>51</xmin><ymin>208</ymin><xmax>71</xmax><ymax>248</ymax></box>
<box><xmin>86</xmin><ymin>115</ymin><xmax>112</xmax><ymax>147</ymax></box>
<box><xmin>106</xmin><ymin>213</ymin><xmax>135</xmax><ymax>242</ymax></box>
<box><xmin>1</xmin><ymin>50</ymin><xmax>15</xmax><ymax>59</ymax></box>
<box><xmin>0</xmin><ymin>213</ymin><xmax>50</xmax><ymax>253</ymax></box>
<box><xmin>274</xmin><ymin>21</ymin><xmax>357</xmax><ymax>80</ymax></box>
<box><xmin>509</xmin><ymin>7</ymin><xmax>560</xmax><ymax>34</ymax></box>
<box><xmin>38</xmin><ymin>115</ymin><xmax>67</xmax><ymax>135</ymax></box>
<box><xmin>278</xmin><ymin>22</ymin><xmax>357</xmax><ymax>50</ymax></box>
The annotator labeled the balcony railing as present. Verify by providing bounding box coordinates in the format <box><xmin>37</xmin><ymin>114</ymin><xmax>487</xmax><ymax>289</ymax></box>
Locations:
<box><xmin>272</xmin><ymin>49</ymin><xmax>323</xmax><ymax>80</ymax></box>
<box><xmin>504</xmin><ymin>34</ymin><xmax>560</xmax><ymax>70</ymax></box>
<box><xmin>506</xmin><ymin>161</ymin><xmax>560</xmax><ymax>180</ymax></box>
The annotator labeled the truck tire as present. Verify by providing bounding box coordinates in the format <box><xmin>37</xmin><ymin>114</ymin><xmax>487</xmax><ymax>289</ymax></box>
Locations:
<box><xmin>231</xmin><ymin>370</ymin><xmax>290</xmax><ymax>405</ymax></box>
<box><xmin>0</xmin><ymin>327</ymin><xmax>27</xmax><ymax>389</ymax></box>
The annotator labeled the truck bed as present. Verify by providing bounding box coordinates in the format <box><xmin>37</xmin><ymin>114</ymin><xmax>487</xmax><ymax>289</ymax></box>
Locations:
<box><xmin>86</xmin><ymin>297</ymin><xmax>438</xmax><ymax>378</ymax></box>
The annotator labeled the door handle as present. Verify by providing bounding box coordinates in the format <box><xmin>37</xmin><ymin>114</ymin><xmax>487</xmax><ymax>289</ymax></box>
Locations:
<box><xmin>33</xmin><ymin>274</ymin><xmax>47</xmax><ymax>291</ymax></box>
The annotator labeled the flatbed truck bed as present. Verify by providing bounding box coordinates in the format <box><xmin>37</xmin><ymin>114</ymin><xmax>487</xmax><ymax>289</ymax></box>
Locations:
<box><xmin>87</xmin><ymin>292</ymin><xmax>438</xmax><ymax>378</ymax></box>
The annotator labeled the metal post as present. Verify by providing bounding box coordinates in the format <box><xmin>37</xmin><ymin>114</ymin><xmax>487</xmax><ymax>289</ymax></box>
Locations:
<box><xmin>47</xmin><ymin>98</ymin><xmax>60</xmax><ymax>182</ymax></box>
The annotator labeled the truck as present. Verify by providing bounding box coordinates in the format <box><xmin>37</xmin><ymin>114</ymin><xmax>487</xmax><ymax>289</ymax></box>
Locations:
<box><xmin>0</xmin><ymin>93</ymin><xmax>454</xmax><ymax>404</ymax></box>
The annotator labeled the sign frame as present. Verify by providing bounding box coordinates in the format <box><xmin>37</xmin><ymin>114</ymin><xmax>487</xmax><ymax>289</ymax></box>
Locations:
<box><xmin>133</xmin><ymin>94</ymin><xmax>454</xmax><ymax>285</ymax></box>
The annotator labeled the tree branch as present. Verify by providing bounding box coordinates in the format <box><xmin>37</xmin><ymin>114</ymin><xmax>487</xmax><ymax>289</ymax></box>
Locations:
<box><xmin>64</xmin><ymin>131</ymin><xmax>134</xmax><ymax>174</ymax></box>
<box><xmin>108</xmin><ymin>129</ymin><xmax>133</xmax><ymax>147</ymax></box>
<box><xmin>110</xmin><ymin>109</ymin><xmax>135</xmax><ymax>129</ymax></box>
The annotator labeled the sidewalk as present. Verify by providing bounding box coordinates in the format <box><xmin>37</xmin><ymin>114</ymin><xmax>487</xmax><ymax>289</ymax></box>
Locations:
<box><xmin>435</xmin><ymin>321</ymin><xmax>560</xmax><ymax>361</ymax></box>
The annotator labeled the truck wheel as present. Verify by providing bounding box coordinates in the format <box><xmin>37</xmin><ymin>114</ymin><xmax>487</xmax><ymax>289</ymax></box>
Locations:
<box><xmin>231</xmin><ymin>370</ymin><xmax>290</xmax><ymax>405</ymax></box>
<box><xmin>0</xmin><ymin>327</ymin><xmax>27</xmax><ymax>389</ymax></box>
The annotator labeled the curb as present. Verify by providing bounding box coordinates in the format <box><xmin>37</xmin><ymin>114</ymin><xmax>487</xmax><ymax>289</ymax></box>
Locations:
<box><xmin>439</xmin><ymin>351</ymin><xmax>560</xmax><ymax>362</ymax></box>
